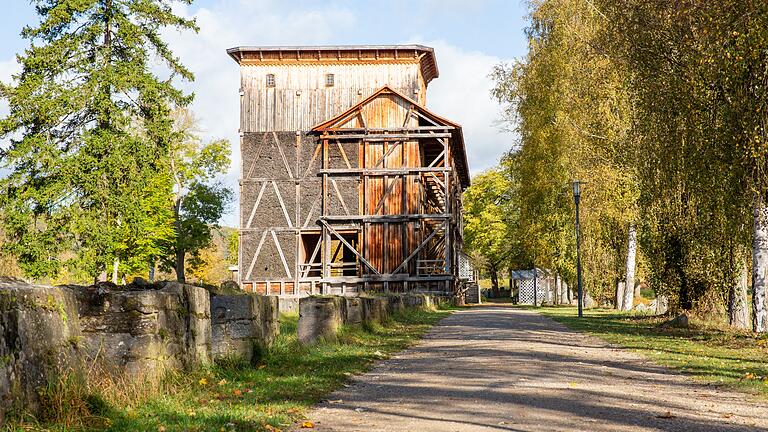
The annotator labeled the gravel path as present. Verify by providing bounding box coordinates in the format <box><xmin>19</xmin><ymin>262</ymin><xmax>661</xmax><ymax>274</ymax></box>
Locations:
<box><xmin>299</xmin><ymin>306</ymin><xmax>768</xmax><ymax>432</ymax></box>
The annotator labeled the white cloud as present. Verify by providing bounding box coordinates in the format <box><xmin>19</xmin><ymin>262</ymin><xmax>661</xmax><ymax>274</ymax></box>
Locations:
<box><xmin>162</xmin><ymin>0</ymin><xmax>357</xmax><ymax>226</ymax></box>
<box><xmin>0</xmin><ymin>58</ymin><xmax>21</xmax><ymax>152</ymax></box>
<box><xmin>412</xmin><ymin>39</ymin><xmax>516</xmax><ymax>176</ymax></box>
<box><xmin>1</xmin><ymin>2</ymin><xmax>516</xmax><ymax>226</ymax></box>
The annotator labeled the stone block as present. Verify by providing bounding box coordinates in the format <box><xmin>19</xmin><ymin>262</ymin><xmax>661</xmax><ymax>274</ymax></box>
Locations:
<box><xmin>386</xmin><ymin>295</ymin><xmax>405</xmax><ymax>314</ymax></box>
<box><xmin>403</xmin><ymin>293</ymin><xmax>431</xmax><ymax>309</ymax></box>
<box><xmin>278</xmin><ymin>297</ymin><xmax>300</xmax><ymax>314</ymax></box>
<box><xmin>298</xmin><ymin>297</ymin><xmax>343</xmax><ymax>344</ymax></box>
<box><xmin>344</xmin><ymin>297</ymin><xmax>363</xmax><ymax>325</ymax></box>
<box><xmin>210</xmin><ymin>294</ymin><xmax>278</xmax><ymax>364</ymax></box>
<box><xmin>361</xmin><ymin>297</ymin><xmax>388</xmax><ymax>324</ymax></box>
<box><xmin>0</xmin><ymin>281</ymin><xmax>84</xmax><ymax>419</ymax></box>
<box><xmin>73</xmin><ymin>282</ymin><xmax>212</xmax><ymax>378</ymax></box>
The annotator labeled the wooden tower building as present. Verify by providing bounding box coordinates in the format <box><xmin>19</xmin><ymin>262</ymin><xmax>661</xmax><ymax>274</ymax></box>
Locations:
<box><xmin>228</xmin><ymin>45</ymin><xmax>470</xmax><ymax>297</ymax></box>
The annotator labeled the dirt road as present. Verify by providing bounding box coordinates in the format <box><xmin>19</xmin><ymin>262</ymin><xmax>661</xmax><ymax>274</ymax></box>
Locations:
<box><xmin>300</xmin><ymin>307</ymin><xmax>768</xmax><ymax>431</ymax></box>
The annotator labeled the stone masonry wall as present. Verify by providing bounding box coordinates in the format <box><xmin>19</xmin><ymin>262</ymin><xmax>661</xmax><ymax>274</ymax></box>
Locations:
<box><xmin>0</xmin><ymin>279</ymin><xmax>284</xmax><ymax>423</ymax></box>
<box><xmin>0</xmin><ymin>279</ymin><xmax>83</xmax><ymax>422</ymax></box>
<box><xmin>297</xmin><ymin>294</ymin><xmax>434</xmax><ymax>344</ymax></box>
<box><xmin>73</xmin><ymin>282</ymin><xmax>212</xmax><ymax>379</ymax></box>
<box><xmin>211</xmin><ymin>294</ymin><xmax>279</xmax><ymax>364</ymax></box>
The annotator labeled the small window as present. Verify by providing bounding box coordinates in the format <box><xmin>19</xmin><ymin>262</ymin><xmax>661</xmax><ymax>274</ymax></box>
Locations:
<box><xmin>266</xmin><ymin>73</ymin><xmax>275</xmax><ymax>87</ymax></box>
<box><xmin>325</xmin><ymin>73</ymin><xmax>335</xmax><ymax>87</ymax></box>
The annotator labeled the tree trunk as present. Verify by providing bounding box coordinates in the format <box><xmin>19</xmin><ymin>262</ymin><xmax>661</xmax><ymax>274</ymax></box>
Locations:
<box><xmin>174</xmin><ymin>196</ymin><xmax>186</xmax><ymax>283</ymax></box>
<box><xmin>616</xmin><ymin>281</ymin><xmax>625</xmax><ymax>310</ymax></box>
<box><xmin>490</xmin><ymin>266</ymin><xmax>500</xmax><ymax>298</ymax></box>
<box><xmin>752</xmin><ymin>194</ymin><xmax>768</xmax><ymax>332</ymax></box>
<box><xmin>175</xmin><ymin>249</ymin><xmax>186</xmax><ymax>283</ymax></box>
<box><xmin>729</xmin><ymin>260</ymin><xmax>750</xmax><ymax>329</ymax></box>
<box><xmin>622</xmin><ymin>223</ymin><xmax>637</xmax><ymax>311</ymax></box>
<box><xmin>149</xmin><ymin>260</ymin><xmax>155</xmax><ymax>283</ymax></box>
<box><xmin>112</xmin><ymin>257</ymin><xmax>119</xmax><ymax>285</ymax></box>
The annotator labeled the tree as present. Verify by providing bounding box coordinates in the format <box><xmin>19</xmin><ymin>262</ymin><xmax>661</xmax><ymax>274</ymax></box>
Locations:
<box><xmin>0</xmin><ymin>0</ymin><xmax>197</xmax><ymax>281</ymax></box>
<box><xmin>463</xmin><ymin>168</ymin><xmax>516</xmax><ymax>297</ymax></box>
<box><xmin>492</xmin><ymin>0</ymin><xmax>640</xmax><ymax>306</ymax></box>
<box><xmin>599</xmin><ymin>0</ymin><xmax>763</xmax><ymax>327</ymax></box>
<box><xmin>163</xmin><ymin>108</ymin><xmax>232</xmax><ymax>283</ymax></box>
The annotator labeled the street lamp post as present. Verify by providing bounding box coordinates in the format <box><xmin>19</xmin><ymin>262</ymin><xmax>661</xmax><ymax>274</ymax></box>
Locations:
<box><xmin>572</xmin><ymin>180</ymin><xmax>584</xmax><ymax>318</ymax></box>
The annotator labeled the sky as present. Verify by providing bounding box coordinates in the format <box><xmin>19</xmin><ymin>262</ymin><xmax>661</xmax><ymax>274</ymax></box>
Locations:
<box><xmin>0</xmin><ymin>0</ymin><xmax>530</xmax><ymax>226</ymax></box>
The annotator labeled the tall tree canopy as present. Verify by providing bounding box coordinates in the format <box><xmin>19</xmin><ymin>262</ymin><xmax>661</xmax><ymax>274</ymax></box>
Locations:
<box><xmin>463</xmin><ymin>167</ymin><xmax>519</xmax><ymax>296</ymax></box>
<box><xmin>163</xmin><ymin>108</ymin><xmax>232</xmax><ymax>283</ymax></box>
<box><xmin>486</xmin><ymin>0</ymin><xmax>766</xmax><ymax>330</ymax></box>
<box><xmin>491</xmin><ymin>0</ymin><xmax>639</xmax><ymax>305</ymax></box>
<box><xmin>0</xmin><ymin>0</ymin><xmax>198</xmax><ymax>281</ymax></box>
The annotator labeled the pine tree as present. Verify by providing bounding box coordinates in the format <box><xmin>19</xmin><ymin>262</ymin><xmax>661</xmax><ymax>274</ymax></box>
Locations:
<box><xmin>0</xmin><ymin>0</ymin><xmax>198</xmax><ymax>281</ymax></box>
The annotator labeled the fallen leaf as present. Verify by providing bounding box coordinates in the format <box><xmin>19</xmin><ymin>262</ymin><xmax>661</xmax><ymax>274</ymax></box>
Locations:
<box><xmin>233</xmin><ymin>389</ymin><xmax>242</xmax><ymax>397</ymax></box>
<box><xmin>300</xmin><ymin>421</ymin><xmax>315</xmax><ymax>428</ymax></box>
<box><xmin>657</xmin><ymin>411</ymin><xmax>676</xmax><ymax>419</ymax></box>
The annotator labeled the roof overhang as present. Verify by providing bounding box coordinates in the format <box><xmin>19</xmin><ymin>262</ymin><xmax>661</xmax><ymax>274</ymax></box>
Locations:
<box><xmin>226</xmin><ymin>45</ymin><xmax>439</xmax><ymax>84</ymax></box>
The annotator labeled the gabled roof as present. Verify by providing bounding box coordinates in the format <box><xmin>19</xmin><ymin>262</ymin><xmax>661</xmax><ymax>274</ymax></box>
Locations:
<box><xmin>311</xmin><ymin>86</ymin><xmax>470</xmax><ymax>188</ymax></box>
<box><xmin>226</xmin><ymin>45</ymin><xmax>439</xmax><ymax>84</ymax></box>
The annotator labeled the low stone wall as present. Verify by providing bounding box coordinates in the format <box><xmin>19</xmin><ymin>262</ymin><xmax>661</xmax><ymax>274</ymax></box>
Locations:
<box><xmin>297</xmin><ymin>294</ymin><xmax>434</xmax><ymax>344</ymax></box>
<box><xmin>73</xmin><ymin>282</ymin><xmax>211</xmax><ymax>379</ymax></box>
<box><xmin>211</xmin><ymin>294</ymin><xmax>279</xmax><ymax>364</ymax></box>
<box><xmin>0</xmin><ymin>279</ymin><xmax>281</xmax><ymax>422</ymax></box>
<box><xmin>277</xmin><ymin>296</ymin><xmax>300</xmax><ymax>314</ymax></box>
<box><xmin>0</xmin><ymin>280</ymin><xmax>83</xmax><ymax>422</ymax></box>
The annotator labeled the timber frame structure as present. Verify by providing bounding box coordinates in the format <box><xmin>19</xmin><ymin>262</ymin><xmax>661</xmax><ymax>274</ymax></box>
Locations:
<box><xmin>229</xmin><ymin>45</ymin><xmax>470</xmax><ymax>297</ymax></box>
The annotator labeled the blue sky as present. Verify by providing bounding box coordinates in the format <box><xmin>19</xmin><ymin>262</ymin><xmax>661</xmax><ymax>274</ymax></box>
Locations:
<box><xmin>1</xmin><ymin>0</ymin><xmax>530</xmax><ymax>226</ymax></box>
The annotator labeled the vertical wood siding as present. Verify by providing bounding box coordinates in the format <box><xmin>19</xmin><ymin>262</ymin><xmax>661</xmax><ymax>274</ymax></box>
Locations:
<box><xmin>240</xmin><ymin>63</ymin><xmax>424</xmax><ymax>132</ymax></box>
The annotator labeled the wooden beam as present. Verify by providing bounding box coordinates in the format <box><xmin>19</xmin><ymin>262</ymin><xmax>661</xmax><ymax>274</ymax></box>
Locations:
<box><xmin>322</xmin><ymin>214</ymin><xmax>450</xmax><ymax>222</ymax></box>
<box><xmin>320</xmin><ymin>133</ymin><xmax>451</xmax><ymax>140</ymax></box>
<box><xmin>391</xmin><ymin>221</ymin><xmax>443</xmax><ymax>274</ymax></box>
<box><xmin>244</xmin><ymin>230</ymin><xmax>269</xmax><ymax>280</ymax></box>
<box><xmin>245</xmin><ymin>181</ymin><xmax>268</xmax><ymax>229</ymax></box>
<box><xmin>320</xmin><ymin>126</ymin><xmax>454</xmax><ymax>133</ymax></box>
<box><xmin>272</xmin><ymin>181</ymin><xmax>294</xmax><ymax>228</ymax></box>
<box><xmin>271</xmin><ymin>230</ymin><xmax>292</xmax><ymax>278</ymax></box>
<box><xmin>319</xmin><ymin>167</ymin><xmax>451</xmax><ymax>175</ymax></box>
<box><xmin>321</xmin><ymin>221</ymin><xmax>380</xmax><ymax>275</ymax></box>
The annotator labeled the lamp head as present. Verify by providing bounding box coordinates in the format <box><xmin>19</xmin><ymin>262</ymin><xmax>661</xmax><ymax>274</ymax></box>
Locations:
<box><xmin>571</xmin><ymin>180</ymin><xmax>582</xmax><ymax>199</ymax></box>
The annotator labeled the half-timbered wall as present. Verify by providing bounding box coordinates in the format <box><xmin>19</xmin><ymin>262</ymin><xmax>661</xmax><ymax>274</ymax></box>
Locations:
<box><xmin>233</xmin><ymin>46</ymin><xmax>467</xmax><ymax>297</ymax></box>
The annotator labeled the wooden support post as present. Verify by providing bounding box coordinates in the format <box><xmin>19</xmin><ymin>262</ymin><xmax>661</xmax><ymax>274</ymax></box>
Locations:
<box><xmin>322</xmin><ymin>138</ymin><xmax>330</xmax><ymax>294</ymax></box>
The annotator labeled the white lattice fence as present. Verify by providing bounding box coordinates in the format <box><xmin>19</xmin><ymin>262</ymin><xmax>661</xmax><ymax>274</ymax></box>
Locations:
<box><xmin>459</xmin><ymin>253</ymin><xmax>475</xmax><ymax>281</ymax></box>
<box><xmin>518</xmin><ymin>279</ymin><xmax>535</xmax><ymax>305</ymax></box>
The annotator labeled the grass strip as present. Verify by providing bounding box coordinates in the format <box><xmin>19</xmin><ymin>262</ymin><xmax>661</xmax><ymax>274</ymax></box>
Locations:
<box><xmin>537</xmin><ymin>306</ymin><xmax>768</xmax><ymax>398</ymax></box>
<box><xmin>6</xmin><ymin>308</ymin><xmax>450</xmax><ymax>432</ymax></box>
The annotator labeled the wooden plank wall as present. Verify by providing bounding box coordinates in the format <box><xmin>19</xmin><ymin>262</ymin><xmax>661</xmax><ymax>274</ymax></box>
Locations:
<box><xmin>240</xmin><ymin>63</ymin><xmax>423</xmax><ymax>132</ymax></box>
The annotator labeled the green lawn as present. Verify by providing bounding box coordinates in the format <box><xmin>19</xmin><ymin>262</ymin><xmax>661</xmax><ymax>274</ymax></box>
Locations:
<box><xmin>537</xmin><ymin>306</ymin><xmax>768</xmax><ymax>398</ymax></box>
<box><xmin>7</xmin><ymin>308</ymin><xmax>450</xmax><ymax>432</ymax></box>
